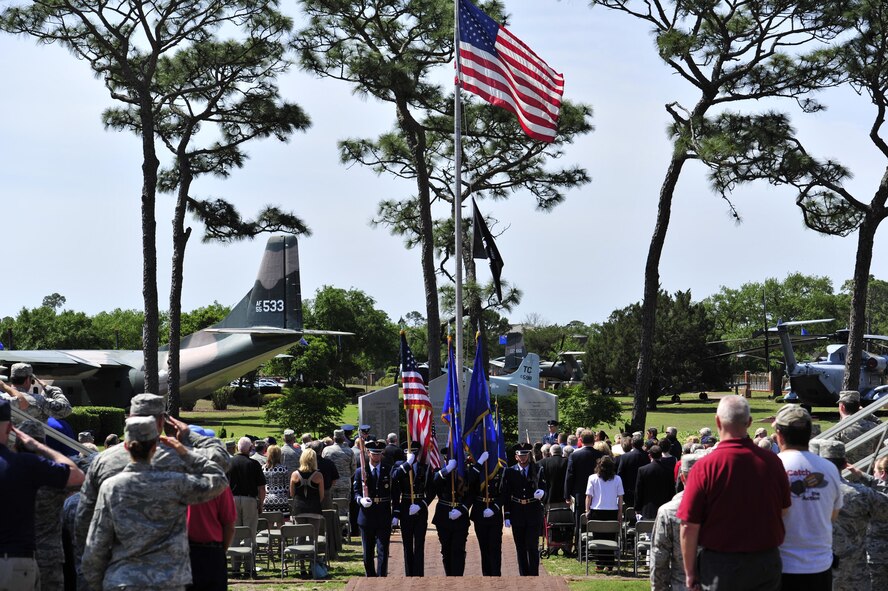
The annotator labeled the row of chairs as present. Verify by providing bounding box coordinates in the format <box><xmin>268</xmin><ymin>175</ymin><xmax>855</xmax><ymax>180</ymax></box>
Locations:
<box><xmin>578</xmin><ymin>510</ymin><xmax>657</xmax><ymax>576</ymax></box>
<box><xmin>227</xmin><ymin>496</ymin><xmax>352</xmax><ymax>578</ymax></box>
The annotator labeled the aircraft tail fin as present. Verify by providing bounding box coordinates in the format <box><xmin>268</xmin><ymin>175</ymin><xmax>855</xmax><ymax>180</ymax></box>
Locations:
<box><xmin>213</xmin><ymin>236</ymin><xmax>303</xmax><ymax>331</ymax></box>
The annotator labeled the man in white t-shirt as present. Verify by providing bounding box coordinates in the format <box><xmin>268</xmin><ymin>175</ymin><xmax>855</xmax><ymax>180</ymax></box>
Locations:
<box><xmin>773</xmin><ymin>404</ymin><xmax>843</xmax><ymax>591</ymax></box>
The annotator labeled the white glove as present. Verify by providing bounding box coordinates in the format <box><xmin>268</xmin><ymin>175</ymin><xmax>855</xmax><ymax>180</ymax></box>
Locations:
<box><xmin>636</xmin><ymin>513</ymin><xmax>643</xmax><ymax>523</ymax></box>
<box><xmin>448</xmin><ymin>508</ymin><xmax>461</xmax><ymax>521</ymax></box>
<box><xmin>409</xmin><ymin>503</ymin><xmax>421</xmax><ymax>516</ymax></box>
<box><xmin>534</xmin><ymin>489</ymin><xmax>545</xmax><ymax>500</ymax></box>
<box><xmin>442</xmin><ymin>459</ymin><xmax>457</xmax><ymax>474</ymax></box>
<box><xmin>392</xmin><ymin>517</ymin><xmax>399</xmax><ymax>527</ymax></box>
<box><xmin>359</xmin><ymin>496</ymin><xmax>372</xmax><ymax>508</ymax></box>
<box><xmin>504</xmin><ymin>519</ymin><xmax>511</xmax><ymax>528</ymax></box>
<box><xmin>483</xmin><ymin>507</ymin><xmax>494</xmax><ymax>518</ymax></box>
<box><xmin>477</xmin><ymin>451</ymin><xmax>489</xmax><ymax>465</ymax></box>
<box><xmin>405</xmin><ymin>452</ymin><xmax>416</xmax><ymax>466</ymax></box>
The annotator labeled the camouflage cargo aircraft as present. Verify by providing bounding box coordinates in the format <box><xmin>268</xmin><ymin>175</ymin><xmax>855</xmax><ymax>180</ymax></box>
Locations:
<box><xmin>0</xmin><ymin>236</ymin><xmax>345</xmax><ymax>408</ymax></box>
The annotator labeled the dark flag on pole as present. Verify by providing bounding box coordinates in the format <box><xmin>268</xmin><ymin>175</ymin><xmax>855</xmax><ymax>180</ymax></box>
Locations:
<box><xmin>472</xmin><ymin>199</ymin><xmax>504</xmax><ymax>302</ymax></box>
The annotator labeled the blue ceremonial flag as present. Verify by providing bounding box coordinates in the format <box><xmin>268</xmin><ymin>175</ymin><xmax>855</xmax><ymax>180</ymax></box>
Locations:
<box><xmin>499</xmin><ymin>335</ymin><xmax>507</xmax><ymax>345</ymax></box>
<box><xmin>464</xmin><ymin>336</ymin><xmax>493</xmax><ymax>461</ymax></box>
<box><xmin>442</xmin><ymin>337</ymin><xmax>466</xmax><ymax>481</ymax></box>
<box><xmin>494</xmin><ymin>398</ymin><xmax>507</xmax><ymax>468</ymax></box>
<box><xmin>800</xmin><ymin>328</ymin><xmax>809</xmax><ymax>336</ymax></box>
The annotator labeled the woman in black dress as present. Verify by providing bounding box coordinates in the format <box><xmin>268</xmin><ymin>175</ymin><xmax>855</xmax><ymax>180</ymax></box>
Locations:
<box><xmin>289</xmin><ymin>448</ymin><xmax>325</xmax><ymax>516</ymax></box>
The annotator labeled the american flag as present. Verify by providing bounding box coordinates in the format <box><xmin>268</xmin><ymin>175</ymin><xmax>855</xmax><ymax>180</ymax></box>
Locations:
<box><xmin>457</xmin><ymin>0</ymin><xmax>564</xmax><ymax>143</ymax></box>
<box><xmin>400</xmin><ymin>333</ymin><xmax>443</xmax><ymax>469</ymax></box>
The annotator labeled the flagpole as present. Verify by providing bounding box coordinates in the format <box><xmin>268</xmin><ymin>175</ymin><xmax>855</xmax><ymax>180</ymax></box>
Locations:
<box><xmin>453</xmin><ymin>0</ymin><xmax>465</xmax><ymax>397</ymax></box>
<box><xmin>399</xmin><ymin>334</ymin><xmax>416</xmax><ymax>504</ymax></box>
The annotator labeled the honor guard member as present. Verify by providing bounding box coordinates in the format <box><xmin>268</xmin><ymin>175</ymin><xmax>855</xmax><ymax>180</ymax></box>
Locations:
<box><xmin>392</xmin><ymin>442</ymin><xmax>435</xmax><ymax>576</ymax></box>
<box><xmin>503</xmin><ymin>442</ymin><xmax>548</xmax><ymax>576</ymax></box>
<box><xmin>353</xmin><ymin>440</ymin><xmax>400</xmax><ymax>577</ymax></box>
<box><xmin>543</xmin><ymin>420</ymin><xmax>559</xmax><ymax>445</ymax></box>
<box><xmin>432</xmin><ymin>447</ymin><xmax>472</xmax><ymax>576</ymax></box>
<box><xmin>468</xmin><ymin>450</ymin><xmax>505</xmax><ymax>576</ymax></box>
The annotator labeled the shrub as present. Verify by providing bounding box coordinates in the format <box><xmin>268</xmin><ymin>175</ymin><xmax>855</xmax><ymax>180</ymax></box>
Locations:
<box><xmin>67</xmin><ymin>406</ymin><xmax>125</xmax><ymax>440</ymax></box>
<box><xmin>264</xmin><ymin>386</ymin><xmax>348</xmax><ymax>438</ymax></box>
<box><xmin>260</xmin><ymin>393</ymin><xmax>284</xmax><ymax>405</ymax></box>
<box><xmin>180</xmin><ymin>399</ymin><xmax>196</xmax><ymax>412</ymax></box>
<box><xmin>557</xmin><ymin>385</ymin><xmax>623</xmax><ymax>435</ymax></box>
<box><xmin>211</xmin><ymin>388</ymin><xmax>232</xmax><ymax>411</ymax></box>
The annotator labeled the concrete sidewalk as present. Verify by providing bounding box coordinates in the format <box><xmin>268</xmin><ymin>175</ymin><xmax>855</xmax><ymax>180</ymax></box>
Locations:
<box><xmin>345</xmin><ymin>500</ymin><xmax>568</xmax><ymax>590</ymax></box>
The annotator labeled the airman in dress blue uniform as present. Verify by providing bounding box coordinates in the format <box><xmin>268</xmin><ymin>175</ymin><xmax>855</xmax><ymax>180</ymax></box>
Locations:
<box><xmin>432</xmin><ymin>447</ymin><xmax>472</xmax><ymax>576</ymax></box>
<box><xmin>503</xmin><ymin>442</ymin><xmax>548</xmax><ymax>576</ymax></box>
<box><xmin>353</xmin><ymin>440</ymin><xmax>400</xmax><ymax>577</ymax></box>
<box><xmin>392</xmin><ymin>441</ymin><xmax>435</xmax><ymax>576</ymax></box>
<box><xmin>468</xmin><ymin>450</ymin><xmax>504</xmax><ymax>576</ymax></box>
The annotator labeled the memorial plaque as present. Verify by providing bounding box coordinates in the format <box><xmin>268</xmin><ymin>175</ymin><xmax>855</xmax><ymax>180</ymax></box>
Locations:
<box><xmin>358</xmin><ymin>384</ymin><xmax>400</xmax><ymax>440</ymax></box>
<box><xmin>517</xmin><ymin>385</ymin><xmax>557</xmax><ymax>444</ymax></box>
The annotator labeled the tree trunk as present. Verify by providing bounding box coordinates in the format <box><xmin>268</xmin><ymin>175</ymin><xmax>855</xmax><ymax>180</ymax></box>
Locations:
<box><xmin>167</xmin><ymin>157</ymin><xmax>193</xmax><ymax>418</ymax></box>
<box><xmin>844</xmin><ymin>207</ymin><xmax>885</xmax><ymax>391</ymax></box>
<box><xmin>140</xmin><ymin>103</ymin><xmax>161</xmax><ymax>395</ymax></box>
<box><xmin>396</xmin><ymin>99</ymin><xmax>441</xmax><ymax>376</ymax></box>
<box><xmin>632</xmin><ymin>153</ymin><xmax>688</xmax><ymax>432</ymax></box>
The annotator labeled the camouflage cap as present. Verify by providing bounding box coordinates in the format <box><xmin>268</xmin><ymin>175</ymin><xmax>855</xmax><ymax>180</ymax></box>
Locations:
<box><xmin>819</xmin><ymin>439</ymin><xmax>846</xmax><ymax>460</ymax></box>
<box><xmin>124</xmin><ymin>416</ymin><xmax>159</xmax><ymax>442</ymax></box>
<box><xmin>283</xmin><ymin>428</ymin><xmax>296</xmax><ymax>436</ymax></box>
<box><xmin>129</xmin><ymin>393</ymin><xmax>165</xmax><ymax>417</ymax></box>
<box><xmin>10</xmin><ymin>363</ymin><xmax>33</xmax><ymax>379</ymax></box>
<box><xmin>0</xmin><ymin>399</ymin><xmax>9</xmax><ymax>422</ymax></box>
<box><xmin>78</xmin><ymin>431</ymin><xmax>94</xmax><ymax>443</ymax></box>
<box><xmin>808</xmin><ymin>439</ymin><xmax>823</xmax><ymax>455</ymax></box>
<box><xmin>17</xmin><ymin>419</ymin><xmax>45</xmax><ymax>441</ymax></box>
<box><xmin>838</xmin><ymin>390</ymin><xmax>860</xmax><ymax>405</ymax></box>
<box><xmin>773</xmin><ymin>404</ymin><xmax>811</xmax><ymax>429</ymax></box>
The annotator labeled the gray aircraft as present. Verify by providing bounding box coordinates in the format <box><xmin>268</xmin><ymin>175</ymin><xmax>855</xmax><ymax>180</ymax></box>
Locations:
<box><xmin>0</xmin><ymin>236</ymin><xmax>344</xmax><ymax>407</ymax></box>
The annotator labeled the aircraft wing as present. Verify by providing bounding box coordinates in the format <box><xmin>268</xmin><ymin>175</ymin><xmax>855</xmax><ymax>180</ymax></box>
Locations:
<box><xmin>0</xmin><ymin>350</ymin><xmax>103</xmax><ymax>371</ymax></box>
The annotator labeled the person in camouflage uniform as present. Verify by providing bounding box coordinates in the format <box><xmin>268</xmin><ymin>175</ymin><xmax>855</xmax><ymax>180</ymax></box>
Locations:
<box><xmin>818</xmin><ymin>440</ymin><xmax>888</xmax><ymax>591</ymax></box>
<box><xmin>828</xmin><ymin>391</ymin><xmax>880</xmax><ymax>466</ymax></box>
<box><xmin>322</xmin><ymin>429</ymin><xmax>355</xmax><ymax>502</ymax></box>
<box><xmin>81</xmin><ymin>416</ymin><xmax>228</xmax><ymax>591</ymax></box>
<box><xmin>651</xmin><ymin>452</ymin><xmax>704</xmax><ymax>591</ymax></box>
<box><xmin>15</xmin><ymin>420</ymin><xmax>69</xmax><ymax>591</ymax></box>
<box><xmin>845</xmin><ymin>455</ymin><xmax>888</xmax><ymax>588</ymax></box>
<box><xmin>75</xmin><ymin>394</ymin><xmax>230</xmax><ymax>555</ymax></box>
<box><xmin>0</xmin><ymin>363</ymin><xmax>71</xmax><ymax>423</ymax></box>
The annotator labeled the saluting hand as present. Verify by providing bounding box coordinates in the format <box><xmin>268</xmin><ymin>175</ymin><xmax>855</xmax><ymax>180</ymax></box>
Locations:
<box><xmin>160</xmin><ymin>435</ymin><xmax>188</xmax><ymax>457</ymax></box>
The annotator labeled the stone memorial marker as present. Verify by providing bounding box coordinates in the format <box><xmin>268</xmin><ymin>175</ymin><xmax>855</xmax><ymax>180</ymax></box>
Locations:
<box><xmin>518</xmin><ymin>385</ymin><xmax>557</xmax><ymax>444</ymax></box>
<box><xmin>358</xmin><ymin>384</ymin><xmax>400</xmax><ymax>440</ymax></box>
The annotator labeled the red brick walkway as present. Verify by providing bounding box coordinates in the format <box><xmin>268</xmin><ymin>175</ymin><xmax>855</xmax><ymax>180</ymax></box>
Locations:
<box><xmin>345</xmin><ymin>500</ymin><xmax>569</xmax><ymax>591</ymax></box>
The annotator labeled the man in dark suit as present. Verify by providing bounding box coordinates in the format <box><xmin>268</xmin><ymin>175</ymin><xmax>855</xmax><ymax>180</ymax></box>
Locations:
<box><xmin>615</xmin><ymin>433</ymin><xmax>650</xmax><ymax>509</ymax></box>
<box><xmin>503</xmin><ymin>443</ymin><xmax>548</xmax><ymax>576</ymax></box>
<box><xmin>634</xmin><ymin>445</ymin><xmax>676</xmax><ymax>520</ymax></box>
<box><xmin>563</xmin><ymin>430</ymin><xmax>604</xmax><ymax>558</ymax></box>
<box><xmin>539</xmin><ymin>444</ymin><xmax>568</xmax><ymax>507</ymax></box>
<box><xmin>382</xmin><ymin>433</ymin><xmax>406</xmax><ymax>466</ymax></box>
<box><xmin>353</xmin><ymin>441</ymin><xmax>400</xmax><ymax>577</ymax></box>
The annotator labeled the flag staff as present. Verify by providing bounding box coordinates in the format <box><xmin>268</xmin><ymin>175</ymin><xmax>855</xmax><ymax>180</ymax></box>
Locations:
<box><xmin>399</xmin><ymin>331</ymin><xmax>416</xmax><ymax>503</ymax></box>
<box><xmin>453</xmin><ymin>0</ymin><xmax>465</xmax><ymax>394</ymax></box>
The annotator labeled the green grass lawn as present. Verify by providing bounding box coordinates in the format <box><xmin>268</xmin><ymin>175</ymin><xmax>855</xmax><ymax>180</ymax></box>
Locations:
<box><xmin>185</xmin><ymin>391</ymin><xmax>841</xmax><ymax>444</ymax></box>
<box><xmin>596</xmin><ymin>392</ymin><xmax>841</xmax><ymax>442</ymax></box>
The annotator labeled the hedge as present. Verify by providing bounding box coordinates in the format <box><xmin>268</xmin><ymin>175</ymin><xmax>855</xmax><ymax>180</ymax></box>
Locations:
<box><xmin>68</xmin><ymin>406</ymin><xmax>126</xmax><ymax>440</ymax></box>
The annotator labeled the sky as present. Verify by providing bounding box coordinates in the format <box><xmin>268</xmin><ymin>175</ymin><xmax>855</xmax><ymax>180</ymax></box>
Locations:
<box><xmin>0</xmin><ymin>0</ymin><xmax>885</xmax><ymax>330</ymax></box>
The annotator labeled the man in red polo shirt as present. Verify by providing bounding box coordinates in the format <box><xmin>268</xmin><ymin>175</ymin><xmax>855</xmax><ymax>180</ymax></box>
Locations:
<box><xmin>678</xmin><ymin>395</ymin><xmax>790</xmax><ymax>591</ymax></box>
<box><xmin>187</xmin><ymin>486</ymin><xmax>237</xmax><ymax>590</ymax></box>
